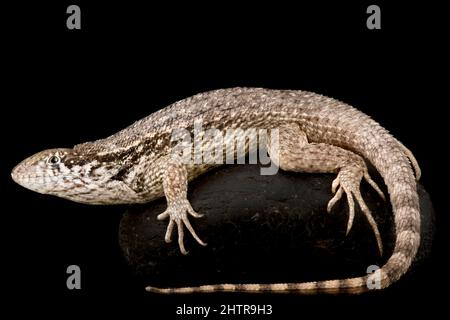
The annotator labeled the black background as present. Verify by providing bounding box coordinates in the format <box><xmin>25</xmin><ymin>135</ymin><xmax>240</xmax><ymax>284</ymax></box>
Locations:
<box><xmin>2</xmin><ymin>1</ymin><xmax>447</xmax><ymax>318</ymax></box>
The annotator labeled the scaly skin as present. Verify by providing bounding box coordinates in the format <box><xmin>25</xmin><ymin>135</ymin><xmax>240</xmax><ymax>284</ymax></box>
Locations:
<box><xmin>11</xmin><ymin>88</ymin><xmax>421</xmax><ymax>293</ymax></box>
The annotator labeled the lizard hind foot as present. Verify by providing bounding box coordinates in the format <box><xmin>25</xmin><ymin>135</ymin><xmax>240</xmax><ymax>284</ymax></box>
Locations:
<box><xmin>326</xmin><ymin>167</ymin><xmax>383</xmax><ymax>256</ymax></box>
<box><xmin>157</xmin><ymin>200</ymin><xmax>207</xmax><ymax>255</ymax></box>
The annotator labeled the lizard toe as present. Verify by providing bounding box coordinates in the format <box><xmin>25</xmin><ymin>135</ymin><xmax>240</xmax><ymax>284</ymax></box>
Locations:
<box><xmin>331</xmin><ymin>166</ymin><xmax>384</xmax><ymax>255</ymax></box>
<box><xmin>158</xmin><ymin>201</ymin><xmax>206</xmax><ymax>254</ymax></box>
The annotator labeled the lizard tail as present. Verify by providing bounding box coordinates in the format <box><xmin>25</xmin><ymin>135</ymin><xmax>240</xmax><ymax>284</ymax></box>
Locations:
<box><xmin>146</xmin><ymin>128</ymin><xmax>421</xmax><ymax>294</ymax></box>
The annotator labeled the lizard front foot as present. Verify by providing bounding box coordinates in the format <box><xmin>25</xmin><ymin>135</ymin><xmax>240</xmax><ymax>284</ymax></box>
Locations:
<box><xmin>157</xmin><ymin>199</ymin><xmax>207</xmax><ymax>255</ymax></box>
<box><xmin>327</xmin><ymin>166</ymin><xmax>385</xmax><ymax>256</ymax></box>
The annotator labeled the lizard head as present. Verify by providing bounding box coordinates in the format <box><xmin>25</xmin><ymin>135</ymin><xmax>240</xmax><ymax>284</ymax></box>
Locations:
<box><xmin>12</xmin><ymin>148</ymin><xmax>76</xmax><ymax>194</ymax></box>
<box><xmin>11</xmin><ymin>148</ymin><xmax>128</xmax><ymax>204</ymax></box>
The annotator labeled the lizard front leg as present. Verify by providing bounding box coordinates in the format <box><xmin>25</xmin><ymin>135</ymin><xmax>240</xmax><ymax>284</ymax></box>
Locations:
<box><xmin>268</xmin><ymin>123</ymin><xmax>385</xmax><ymax>255</ymax></box>
<box><xmin>158</xmin><ymin>158</ymin><xmax>207</xmax><ymax>254</ymax></box>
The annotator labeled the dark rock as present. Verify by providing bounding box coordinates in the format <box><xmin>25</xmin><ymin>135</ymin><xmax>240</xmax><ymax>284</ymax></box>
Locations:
<box><xmin>119</xmin><ymin>165</ymin><xmax>434</xmax><ymax>289</ymax></box>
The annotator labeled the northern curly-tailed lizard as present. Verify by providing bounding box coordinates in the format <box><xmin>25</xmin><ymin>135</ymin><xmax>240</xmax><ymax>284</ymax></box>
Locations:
<box><xmin>11</xmin><ymin>88</ymin><xmax>421</xmax><ymax>294</ymax></box>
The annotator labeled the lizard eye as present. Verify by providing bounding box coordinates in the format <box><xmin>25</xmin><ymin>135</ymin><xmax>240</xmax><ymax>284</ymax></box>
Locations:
<box><xmin>47</xmin><ymin>155</ymin><xmax>61</xmax><ymax>165</ymax></box>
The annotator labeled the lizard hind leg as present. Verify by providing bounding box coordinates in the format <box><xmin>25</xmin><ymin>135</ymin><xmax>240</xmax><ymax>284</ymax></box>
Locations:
<box><xmin>327</xmin><ymin>165</ymin><xmax>384</xmax><ymax>256</ymax></box>
<box><xmin>267</xmin><ymin>123</ymin><xmax>385</xmax><ymax>256</ymax></box>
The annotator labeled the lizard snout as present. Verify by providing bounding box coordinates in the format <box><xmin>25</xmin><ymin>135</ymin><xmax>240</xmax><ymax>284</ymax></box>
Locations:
<box><xmin>11</xmin><ymin>159</ymin><xmax>32</xmax><ymax>188</ymax></box>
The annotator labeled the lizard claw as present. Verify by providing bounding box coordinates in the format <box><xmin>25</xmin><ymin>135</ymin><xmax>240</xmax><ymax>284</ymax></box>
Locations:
<box><xmin>157</xmin><ymin>211</ymin><xmax>169</xmax><ymax>220</ymax></box>
<box><xmin>327</xmin><ymin>167</ymin><xmax>384</xmax><ymax>256</ymax></box>
<box><xmin>327</xmin><ymin>186</ymin><xmax>343</xmax><ymax>213</ymax></box>
<box><xmin>186</xmin><ymin>202</ymin><xmax>204</xmax><ymax>218</ymax></box>
<box><xmin>158</xmin><ymin>200</ymin><xmax>207</xmax><ymax>255</ymax></box>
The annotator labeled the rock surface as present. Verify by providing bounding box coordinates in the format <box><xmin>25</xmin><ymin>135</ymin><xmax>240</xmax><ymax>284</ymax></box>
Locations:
<box><xmin>119</xmin><ymin>165</ymin><xmax>434</xmax><ymax>289</ymax></box>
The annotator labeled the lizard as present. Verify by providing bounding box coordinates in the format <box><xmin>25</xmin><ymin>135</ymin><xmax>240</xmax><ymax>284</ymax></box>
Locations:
<box><xmin>11</xmin><ymin>88</ymin><xmax>421</xmax><ymax>294</ymax></box>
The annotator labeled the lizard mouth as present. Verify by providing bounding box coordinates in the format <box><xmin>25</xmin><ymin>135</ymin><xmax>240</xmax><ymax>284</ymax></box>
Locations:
<box><xmin>11</xmin><ymin>169</ymin><xmax>40</xmax><ymax>191</ymax></box>
<box><xmin>11</xmin><ymin>161</ymin><xmax>48</xmax><ymax>192</ymax></box>
<box><xmin>11</xmin><ymin>171</ymin><xmax>60</xmax><ymax>195</ymax></box>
